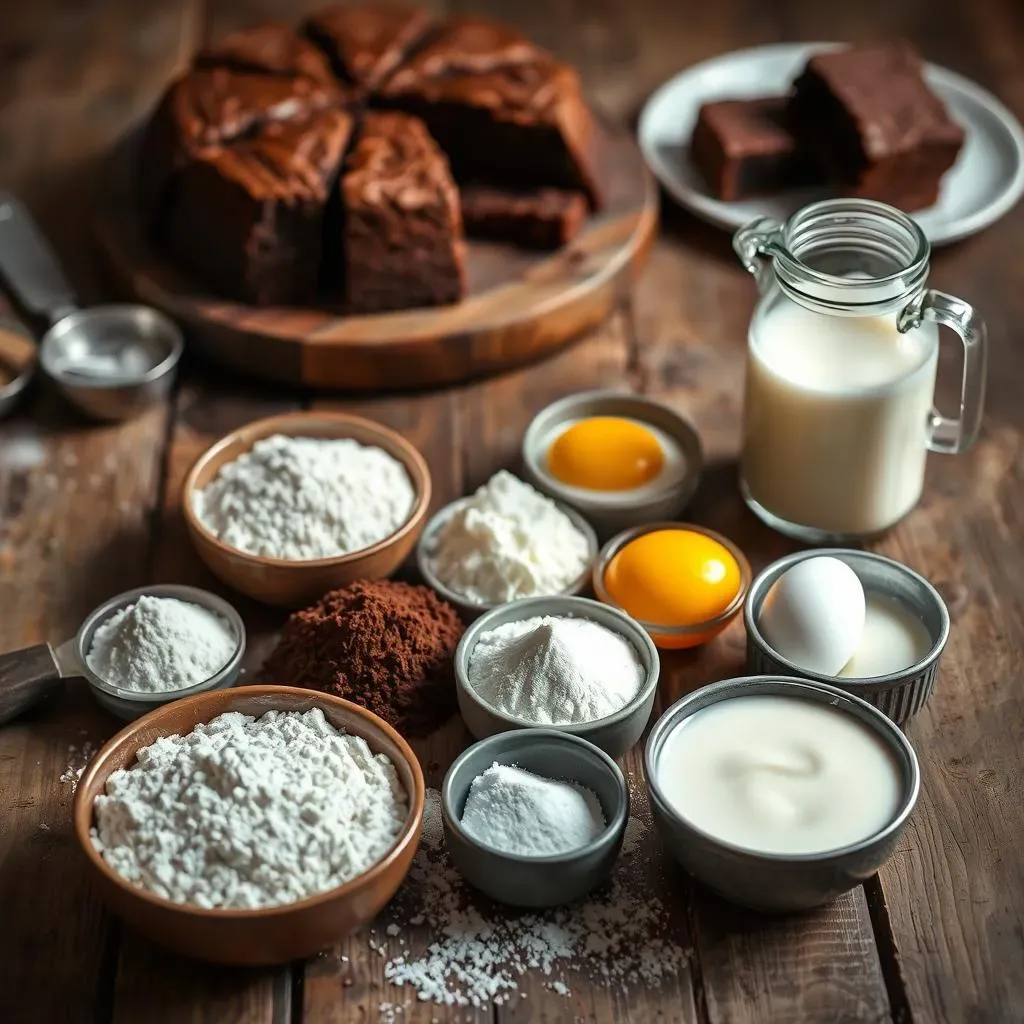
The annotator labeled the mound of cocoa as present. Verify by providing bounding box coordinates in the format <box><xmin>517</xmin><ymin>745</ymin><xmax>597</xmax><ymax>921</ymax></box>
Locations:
<box><xmin>262</xmin><ymin>580</ymin><xmax>463</xmax><ymax>736</ymax></box>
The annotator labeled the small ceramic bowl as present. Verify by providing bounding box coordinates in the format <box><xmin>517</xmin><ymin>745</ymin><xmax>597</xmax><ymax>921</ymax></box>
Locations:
<box><xmin>415</xmin><ymin>494</ymin><xmax>598</xmax><ymax>619</ymax></box>
<box><xmin>74</xmin><ymin>686</ymin><xmax>425</xmax><ymax>966</ymax></box>
<box><xmin>521</xmin><ymin>390</ymin><xmax>704</xmax><ymax>538</ymax></box>
<box><xmin>645</xmin><ymin>676</ymin><xmax>920</xmax><ymax>912</ymax></box>
<box><xmin>745</xmin><ymin>549</ymin><xmax>949</xmax><ymax>725</ymax></box>
<box><xmin>442</xmin><ymin>728</ymin><xmax>628</xmax><ymax>907</ymax></box>
<box><xmin>183</xmin><ymin>411</ymin><xmax>432</xmax><ymax>608</ymax></box>
<box><xmin>593</xmin><ymin>522</ymin><xmax>751</xmax><ymax>650</ymax></box>
<box><xmin>454</xmin><ymin>595</ymin><xmax>660</xmax><ymax>759</ymax></box>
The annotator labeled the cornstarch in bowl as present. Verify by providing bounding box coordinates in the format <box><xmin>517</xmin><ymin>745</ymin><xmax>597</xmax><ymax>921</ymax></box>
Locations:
<box><xmin>191</xmin><ymin>433</ymin><xmax>416</xmax><ymax>561</ymax></box>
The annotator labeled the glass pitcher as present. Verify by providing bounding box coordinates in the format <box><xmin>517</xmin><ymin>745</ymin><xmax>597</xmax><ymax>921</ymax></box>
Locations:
<box><xmin>733</xmin><ymin>198</ymin><xmax>986</xmax><ymax>543</ymax></box>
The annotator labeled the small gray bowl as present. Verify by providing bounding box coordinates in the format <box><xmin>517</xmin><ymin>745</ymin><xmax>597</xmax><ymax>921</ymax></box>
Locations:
<box><xmin>521</xmin><ymin>389</ymin><xmax>704</xmax><ymax>539</ymax></box>
<box><xmin>745</xmin><ymin>549</ymin><xmax>949</xmax><ymax>724</ymax></box>
<box><xmin>455</xmin><ymin>595</ymin><xmax>660</xmax><ymax>759</ymax></box>
<box><xmin>442</xmin><ymin>728</ymin><xmax>629</xmax><ymax>907</ymax></box>
<box><xmin>415</xmin><ymin>493</ymin><xmax>599</xmax><ymax>620</ymax></box>
<box><xmin>645</xmin><ymin>676</ymin><xmax>920</xmax><ymax>912</ymax></box>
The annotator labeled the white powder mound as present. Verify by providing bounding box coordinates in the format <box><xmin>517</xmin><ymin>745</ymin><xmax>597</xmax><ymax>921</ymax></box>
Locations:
<box><xmin>460</xmin><ymin>763</ymin><xmax>606</xmax><ymax>856</ymax></box>
<box><xmin>468</xmin><ymin>614</ymin><xmax>645</xmax><ymax>724</ymax></box>
<box><xmin>86</xmin><ymin>595</ymin><xmax>236</xmax><ymax>693</ymax></box>
<box><xmin>192</xmin><ymin>434</ymin><xmax>416</xmax><ymax>561</ymax></box>
<box><xmin>91</xmin><ymin>709</ymin><xmax>408</xmax><ymax>909</ymax></box>
<box><xmin>379</xmin><ymin>788</ymin><xmax>690</xmax><ymax>1009</ymax></box>
<box><xmin>429</xmin><ymin>470</ymin><xmax>591</xmax><ymax>604</ymax></box>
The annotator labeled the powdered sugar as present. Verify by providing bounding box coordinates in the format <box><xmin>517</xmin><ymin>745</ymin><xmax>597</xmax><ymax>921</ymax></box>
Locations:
<box><xmin>192</xmin><ymin>434</ymin><xmax>415</xmax><ymax>561</ymax></box>
<box><xmin>467</xmin><ymin>614</ymin><xmax>645</xmax><ymax>724</ymax></box>
<box><xmin>86</xmin><ymin>595</ymin><xmax>236</xmax><ymax>692</ymax></box>
<box><xmin>91</xmin><ymin>709</ymin><xmax>407</xmax><ymax>909</ymax></box>
<box><xmin>377</xmin><ymin>787</ymin><xmax>689</xmax><ymax>1010</ymax></box>
<box><xmin>460</xmin><ymin>763</ymin><xmax>606</xmax><ymax>856</ymax></box>
<box><xmin>428</xmin><ymin>471</ymin><xmax>591</xmax><ymax>604</ymax></box>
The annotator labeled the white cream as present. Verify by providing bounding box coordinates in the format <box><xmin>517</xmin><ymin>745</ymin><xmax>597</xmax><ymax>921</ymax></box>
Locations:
<box><xmin>741</xmin><ymin>300</ymin><xmax>939</xmax><ymax>536</ymax></box>
<box><xmin>657</xmin><ymin>695</ymin><xmax>903</xmax><ymax>855</ymax></box>
<box><xmin>840</xmin><ymin>594</ymin><xmax>933</xmax><ymax>678</ymax></box>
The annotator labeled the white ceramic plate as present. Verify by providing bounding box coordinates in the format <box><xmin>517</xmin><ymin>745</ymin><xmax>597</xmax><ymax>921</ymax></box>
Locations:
<box><xmin>638</xmin><ymin>42</ymin><xmax>1024</xmax><ymax>246</ymax></box>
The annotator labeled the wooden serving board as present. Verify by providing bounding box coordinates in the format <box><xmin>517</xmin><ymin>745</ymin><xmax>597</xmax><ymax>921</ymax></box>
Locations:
<box><xmin>93</xmin><ymin>122</ymin><xmax>657</xmax><ymax>391</ymax></box>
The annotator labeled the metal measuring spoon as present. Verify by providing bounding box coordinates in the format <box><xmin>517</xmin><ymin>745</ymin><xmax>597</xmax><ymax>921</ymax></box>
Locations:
<box><xmin>0</xmin><ymin>194</ymin><xmax>184</xmax><ymax>421</ymax></box>
<box><xmin>0</xmin><ymin>585</ymin><xmax>246</xmax><ymax>725</ymax></box>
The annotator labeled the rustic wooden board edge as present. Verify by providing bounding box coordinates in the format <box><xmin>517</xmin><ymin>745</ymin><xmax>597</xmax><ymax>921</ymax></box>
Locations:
<box><xmin>93</xmin><ymin>122</ymin><xmax>659</xmax><ymax>392</ymax></box>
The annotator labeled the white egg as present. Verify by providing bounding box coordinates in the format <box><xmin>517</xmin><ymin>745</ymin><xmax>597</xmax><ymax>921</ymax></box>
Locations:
<box><xmin>758</xmin><ymin>557</ymin><xmax>866</xmax><ymax>676</ymax></box>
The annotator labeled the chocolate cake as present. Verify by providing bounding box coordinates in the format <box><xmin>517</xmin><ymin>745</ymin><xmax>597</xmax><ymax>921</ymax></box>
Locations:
<box><xmin>788</xmin><ymin>42</ymin><xmax>964</xmax><ymax>211</ymax></box>
<box><xmin>163</xmin><ymin>108</ymin><xmax>353</xmax><ymax>306</ymax></box>
<box><xmin>304</xmin><ymin>3</ymin><xmax>434</xmax><ymax>92</ymax></box>
<box><xmin>196</xmin><ymin>21</ymin><xmax>336</xmax><ymax>85</ymax></box>
<box><xmin>340</xmin><ymin>111</ymin><xmax>465</xmax><ymax>314</ymax></box>
<box><xmin>461</xmin><ymin>187</ymin><xmax>587</xmax><ymax>249</ymax></box>
<box><xmin>691</xmin><ymin>96</ymin><xmax>819</xmax><ymax>201</ymax></box>
<box><xmin>381</xmin><ymin>59</ymin><xmax>603</xmax><ymax>209</ymax></box>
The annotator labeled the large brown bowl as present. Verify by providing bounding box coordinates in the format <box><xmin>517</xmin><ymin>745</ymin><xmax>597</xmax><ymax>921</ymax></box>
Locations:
<box><xmin>182</xmin><ymin>410</ymin><xmax>432</xmax><ymax>607</ymax></box>
<box><xmin>73</xmin><ymin>686</ymin><xmax>425</xmax><ymax>966</ymax></box>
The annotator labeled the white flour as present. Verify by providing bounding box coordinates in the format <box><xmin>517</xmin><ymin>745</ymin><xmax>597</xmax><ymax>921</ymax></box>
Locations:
<box><xmin>460</xmin><ymin>763</ymin><xmax>606</xmax><ymax>856</ymax></box>
<box><xmin>91</xmin><ymin>709</ymin><xmax>407</xmax><ymax>909</ymax></box>
<box><xmin>429</xmin><ymin>471</ymin><xmax>591</xmax><ymax>604</ymax></box>
<box><xmin>468</xmin><ymin>614</ymin><xmax>644</xmax><ymax>724</ymax></box>
<box><xmin>86</xmin><ymin>595</ymin><xmax>236</xmax><ymax>693</ymax></box>
<box><xmin>192</xmin><ymin>434</ymin><xmax>415</xmax><ymax>561</ymax></box>
<box><xmin>378</xmin><ymin>787</ymin><xmax>689</xmax><ymax>1011</ymax></box>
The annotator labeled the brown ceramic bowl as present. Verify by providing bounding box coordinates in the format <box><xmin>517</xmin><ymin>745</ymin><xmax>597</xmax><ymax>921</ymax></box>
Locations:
<box><xmin>182</xmin><ymin>410</ymin><xmax>432</xmax><ymax>608</ymax></box>
<box><xmin>73</xmin><ymin>686</ymin><xmax>425</xmax><ymax>966</ymax></box>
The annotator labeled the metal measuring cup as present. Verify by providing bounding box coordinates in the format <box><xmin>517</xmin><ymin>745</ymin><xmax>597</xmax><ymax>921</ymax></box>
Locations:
<box><xmin>0</xmin><ymin>194</ymin><xmax>184</xmax><ymax>421</ymax></box>
<box><xmin>0</xmin><ymin>585</ymin><xmax>246</xmax><ymax>725</ymax></box>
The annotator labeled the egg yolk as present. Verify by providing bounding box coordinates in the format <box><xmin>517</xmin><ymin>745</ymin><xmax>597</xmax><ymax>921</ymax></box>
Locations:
<box><xmin>546</xmin><ymin>417</ymin><xmax>665</xmax><ymax>492</ymax></box>
<box><xmin>603</xmin><ymin>529</ymin><xmax>742</xmax><ymax>626</ymax></box>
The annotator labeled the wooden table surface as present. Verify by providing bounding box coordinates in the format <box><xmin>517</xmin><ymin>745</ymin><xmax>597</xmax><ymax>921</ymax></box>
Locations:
<box><xmin>2</xmin><ymin>0</ymin><xmax>1022</xmax><ymax>1021</ymax></box>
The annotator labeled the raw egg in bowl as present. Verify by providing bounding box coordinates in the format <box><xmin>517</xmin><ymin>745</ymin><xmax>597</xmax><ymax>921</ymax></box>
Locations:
<box><xmin>522</xmin><ymin>392</ymin><xmax>703</xmax><ymax>537</ymax></box>
<box><xmin>594</xmin><ymin>523</ymin><xmax>751</xmax><ymax>649</ymax></box>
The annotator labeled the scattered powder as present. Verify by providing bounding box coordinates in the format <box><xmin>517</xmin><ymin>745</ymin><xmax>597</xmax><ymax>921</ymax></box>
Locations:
<box><xmin>621</xmin><ymin>814</ymin><xmax>649</xmax><ymax>857</ymax></box>
<box><xmin>428</xmin><ymin>471</ymin><xmax>591</xmax><ymax>604</ymax></box>
<box><xmin>192</xmin><ymin>434</ymin><xmax>415</xmax><ymax>561</ymax></box>
<box><xmin>86</xmin><ymin>595</ymin><xmax>236</xmax><ymax>693</ymax></box>
<box><xmin>91</xmin><ymin>709</ymin><xmax>407</xmax><ymax>909</ymax></box>
<box><xmin>467</xmin><ymin>614</ymin><xmax>645</xmax><ymax>724</ymax></box>
<box><xmin>60</xmin><ymin>740</ymin><xmax>97</xmax><ymax>792</ymax></box>
<box><xmin>377</xmin><ymin>788</ymin><xmax>690</xmax><ymax>1010</ymax></box>
<box><xmin>460</xmin><ymin>763</ymin><xmax>605</xmax><ymax>856</ymax></box>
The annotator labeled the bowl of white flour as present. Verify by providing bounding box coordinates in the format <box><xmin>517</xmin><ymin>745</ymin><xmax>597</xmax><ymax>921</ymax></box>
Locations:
<box><xmin>454</xmin><ymin>595</ymin><xmax>660</xmax><ymax>759</ymax></box>
<box><xmin>73</xmin><ymin>685</ymin><xmax>425</xmax><ymax>966</ymax></box>
<box><xmin>183</xmin><ymin>411</ymin><xmax>432</xmax><ymax>608</ymax></box>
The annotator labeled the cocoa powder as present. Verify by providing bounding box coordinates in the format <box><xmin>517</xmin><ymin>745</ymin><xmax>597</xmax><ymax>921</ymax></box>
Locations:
<box><xmin>262</xmin><ymin>580</ymin><xmax>464</xmax><ymax>736</ymax></box>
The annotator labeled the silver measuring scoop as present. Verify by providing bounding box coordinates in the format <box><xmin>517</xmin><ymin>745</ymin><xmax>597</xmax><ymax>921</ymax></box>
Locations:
<box><xmin>0</xmin><ymin>584</ymin><xmax>246</xmax><ymax>725</ymax></box>
<box><xmin>0</xmin><ymin>194</ymin><xmax>184</xmax><ymax>421</ymax></box>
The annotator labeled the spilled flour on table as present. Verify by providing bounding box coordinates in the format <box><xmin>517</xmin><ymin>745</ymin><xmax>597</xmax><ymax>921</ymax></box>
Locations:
<box><xmin>374</xmin><ymin>788</ymin><xmax>688</xmax><ymax>1018</ymax></box>
<box><xmin>59</xmin><ymin>740</ymin><xmax>97</xmax><ymax>793</ymax></box>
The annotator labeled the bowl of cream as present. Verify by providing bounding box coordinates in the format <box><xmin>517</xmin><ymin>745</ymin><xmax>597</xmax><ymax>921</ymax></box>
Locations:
<box><xmin>644</xmin><ymin>676</ymin><xmax>920</xmax><ymax>912</ymax></box>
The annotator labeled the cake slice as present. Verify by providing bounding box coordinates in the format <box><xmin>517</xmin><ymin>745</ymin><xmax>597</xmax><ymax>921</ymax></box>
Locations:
<box><xmin>163</xmin><ymin>107</ymin><xmax>354</xmax><ymax>306</ymax></box>
<box><xmin>340</xmin><ymin>111</ymin><xmax>465</xmax><ymax>314</ymax></box>
<box><xmin>460</xmin><ymin>186</ymin><xmax>587</xmax><ymax>249</ymax></box>
<box><xmin>140</xmin><ymin>67</ymin><xmax>340</xmax><ymax>224</ymax></box>
<box><xmin>691</xmin><ymin>96</ymin><xmax>819</xmax><ymax>201</ymax></box>
<box><xmin>304</xmin><ymin>4</ymin><xmax>434</xmax><ymax>93</ymax></box>
<box><xmin>196</xmin><ymin>20</ymin><xmax>336</xmax><ymax>85</ymax></box>
<box><xmin>380</xmin><ymin>59</ymin><xmax>603</xmax><ymax>209</ymax></box>
<box><xmin>788</xmin><ymin>42</ymin><xmax>964</xmax><ymax>211</ymax></box>
<box><xmin>384</xmin><ymin>14</ymin><xmax>545</xmax><ymax>81</ymax></box>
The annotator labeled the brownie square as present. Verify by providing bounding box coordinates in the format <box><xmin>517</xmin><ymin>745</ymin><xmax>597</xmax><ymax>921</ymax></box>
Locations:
<box><xmin>691</xmin><ymin>96</ymin><xmax>819</xmax><ymax>201</ymax></box>
<box><xmin>304</xmin><ymin>4</ymin><xmax>434</xmax><ymax>93</ymax></box>
<box><xmin>163</xmin><ymin>108</ymin><xmax>353</xmax><ymax>306</ymax></box>
<box><xmin>196</xmin><ymin>20</ymin><xmax>336</xmax><ymax>85</ymax></box>
<box><xmin>461</xmin><ymin>186</ymin><xmax>587</xmax><ymax>249</ymax></box>
<box><xmin>788</xmin><ymin>42</ymin><xmax>965</xmax><ymax>211</ymax></box>
<box><xmin>340</xmin><ymin>111</ymin><xmax>466</xmax><ymax>314</ymax></box>
<box><xmin>380</xmin><ymin>59</ymin><xmax>603</xmax><ymax>210</ymax></box>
